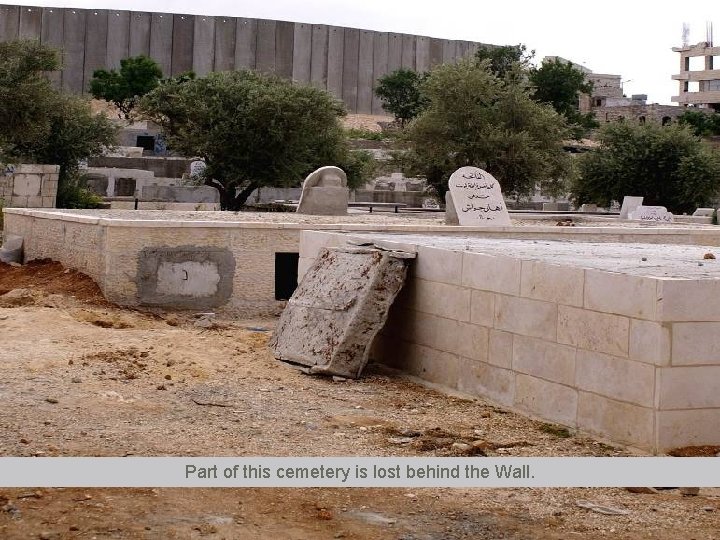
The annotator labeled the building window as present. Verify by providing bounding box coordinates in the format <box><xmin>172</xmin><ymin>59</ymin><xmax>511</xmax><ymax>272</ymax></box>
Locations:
<box><xmin>662</xmin><ymin>116</ymin><xmax>672</xmax><ymax>126</ymax></box>
<box><xmin>638</xmin><ymin>116</ymin><xmax>646</xmax><ymax>125</ymax></box>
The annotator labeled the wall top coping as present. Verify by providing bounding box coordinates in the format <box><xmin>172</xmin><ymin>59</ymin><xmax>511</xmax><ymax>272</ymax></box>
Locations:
<box><xmin>5</xmin><ymin>207</ymin><xmax>720</xmax><ymax>238</ymax></box>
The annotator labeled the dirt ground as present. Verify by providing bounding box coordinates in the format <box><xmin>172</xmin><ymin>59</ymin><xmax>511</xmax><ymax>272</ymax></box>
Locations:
<box><xmin>1</xmin><ymin>262</ymin><xmax>718</xmax><ymax>540</ymax></box>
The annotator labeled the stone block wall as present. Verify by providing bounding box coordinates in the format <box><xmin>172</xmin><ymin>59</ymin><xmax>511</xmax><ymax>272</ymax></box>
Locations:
<box><xmin>300</xmin><ymin>231</ymin><xmax>720</xmax><ymax>453</ymax></box>
<box><xmin>0</xmin><ymin>164</ymin><xmax>59</xmax><ymax>208</ymax></box>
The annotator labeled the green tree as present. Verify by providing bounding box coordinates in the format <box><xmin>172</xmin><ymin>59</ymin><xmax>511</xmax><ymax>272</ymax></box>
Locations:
<box><xmin>529</xmin><ymin>58</ymin><xmax>598</xmax><ymax>138</ymax></box>
<box><xmin>400</xmin><ymin>59</ymin><xmax>573</xmax><ymax>200</ymax></box>
<box><xmin>90</xmin><ymin>55</ymin><xmax>164</xmax><ymax>119</ymax></box>
<box><xmin>572</xmin><ymin>122</ymin><xmax>720</xmax><ymax>213</ymax></box>
<box><xmin>139</xmin><ymin>70</ymin><xmax>368</xmax><ymax>210</ymax></box>
<box><xmin>374</xmin><ymin>69</ymin><xmax>428</xmax><ymax>127</ymax></box>
<box><xmin>678</xmin><ymin>109</ymin><xmax>720</xmax><ymax>137</ymax></box>
<box><xmin>0</xmin><ymin>40</ymin><xmax>117</xmax><ymax>207</ymax></box>
<box><xmin>474</xmin><ymin>43</ymin><xmax>533</xmax><ymax>79</ymax></box>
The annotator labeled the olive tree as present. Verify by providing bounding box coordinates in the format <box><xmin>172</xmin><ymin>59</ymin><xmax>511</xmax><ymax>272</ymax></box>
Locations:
<box><xmin>139</xmin><ymin>70</ymin><xmax>368</xmax><ymax>209</ymax></box>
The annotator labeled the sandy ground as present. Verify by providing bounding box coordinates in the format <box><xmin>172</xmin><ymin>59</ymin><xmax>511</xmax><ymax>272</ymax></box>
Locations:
<box><xmin>1</xmin><ymin>262</ymin><xmax>719</xmax><ymax>540</ymax></box>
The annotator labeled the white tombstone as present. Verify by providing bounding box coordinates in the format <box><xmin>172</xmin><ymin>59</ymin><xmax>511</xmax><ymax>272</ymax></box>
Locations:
<box><xmin>619</xmin><ymin>196</ymin><xmax>644</xmax><ymax>219</ymax></box>
<box><xmin>580</xmin><ymin>203</ymin><xmax>598</xmax><ymax>213</ymax></box>
<box><xmin>692</xmin><ymin>208</ymin><xmax>715</xmax><ymax>217</ymax></box>
<box><xmin>445</xmin><ymin>167</ymin><xmax>511</xmax><ymax>226</ymax></box>
<box><xmin>296</xmin><ymin>166</ymin><xmax>348</xmax><ymax>216</ymax></box>
<box><xmin>628</xmin><ymin>205</ymin><xmax>674</xmax><ymax>223</ymax></box>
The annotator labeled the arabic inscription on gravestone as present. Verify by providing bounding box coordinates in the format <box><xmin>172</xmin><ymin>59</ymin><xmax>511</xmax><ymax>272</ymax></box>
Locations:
<box><xmin>448</xmin><ymin>167</ymin><xmax>511</xmax><ymax>226</ymax></box>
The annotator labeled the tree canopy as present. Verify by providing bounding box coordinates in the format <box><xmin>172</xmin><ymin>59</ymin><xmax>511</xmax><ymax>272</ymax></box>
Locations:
<box><xmin>678</xmin><ymin>109</ymin><xmax>720</xmax><ymax>137</ymax></box>
<box><xmin>139</xmin><ymin>70</ymin><xmax>369</xmax><ymax>209</ymax></box>
<box><xmin>90</xmin><ymin>55</ymin><xmax>164</xmax><ymax>119</ymax></box>
<box><xmin>374</xmin><ymin>69</ymin><xmax>428</xmax><ymax>126</ymax></box>
<box><xmin>529</xmin><ymin>58</ymin><xmax>598</xmax><ymax>138</ymax></box>
<box><xmin>572</xmin><ymin>122</ymin><xmax>720</xmax><ymax>213</ymax></box>
<box><xmin>474</xmin><ymin>44</ymin><xmax>533</xmax><ymax>79</ymax></box>
<box><xmin>399</xmin><ymin>59</ymin><xmax>573</xmax><ymax>200</ymax></box>
<box><xmin>0</xmin><ymin>40</ymin><xmax>117</xmax><ymax>206</ymax></box>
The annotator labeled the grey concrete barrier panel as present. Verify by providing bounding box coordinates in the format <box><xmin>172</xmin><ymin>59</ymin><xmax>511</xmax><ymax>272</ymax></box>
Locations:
<box><xmin>292</xmin><ymin>22</ymin><xmax>312</xmax><ymax>84</ymax></box>
<box><xmin>429</xmin><ymin>37</ymin><xmax>443</xmax><ymax>67</ymax></box>
<box><xmin>415</xmin><ymin>35</ymin><xmax>430</xmax><ymax>72</ymax></box>
<box><xmin>309</xmin><ymin>24</ymin><xmax>328</xmax><ymax>89</ymax></box>
<box><xmin>234</xmin><ymin>18</ymin><xmax>257</xmax><ymax>70</ymax></box>
<box><xmin>256</xmin><ymin>19</ymin><xmax>276</xmax><ymax>73</ymax></box>
<box><xmin>106</xmin><ymin>10</ymin><xmax>130</xmax><ymax>70</ymax></box>
<box><xmin>18</xmin><ymin>5</ymin><xmax>41</xmax><ymax>39</ymax></box>
<box><xmin>387</xmin><ymin>33</ymin><xmax>402</xmax><ymax>73</ymax></box>
<box><xmin>62</xmin><ymin>8</ymin><xmax>87</xmax><ymax>93</ymax></box>
<box><xmin>171</xmin><ymin>13</ymin><xmax>194</xmax><ymax>75</ymax></box>
<box><xmin>192</xmin><ymin>15</ymin><xmax>215</xmax><ymax>76</ymax></box>
<box><xmin>275</xmin><ymin>20</ymin><xmax>294</xmax><ymax>79</ymax></box>
<box><xmin>356</xmin><ymin>29</ymin><xmax>374</xmax><ymax>114</ymax></box>
<box><xmin>442</xmin><ymin>39</ymin><xmax>457</xmax><ymax>64</ymax></box>
<box><xmin>0</xmin><ymin>5</ymin><xmax>20</xmax><ymax>42</ymax></box>
<box><xmin>149</xmin><ymin>12</ymin><xmax>173</xmax><ymax>77</ymax></box>
<box><xmin>41</xmin><ymin>7</ymin><xmax>64</xmax><ymax>86</ymax></box>
<box><xmin>326</xmin><ymin>26</ymin><xmax>344</xmax><ymax>99</ymax></box>
<box><xmin>401</xmin><ymin>34</ymin><xmax>416</xmax><ymax>70</ymax></box>
<box><xmin>342</xmin><ymin>27</ymin><xmax>359</xmax><ymax>112</ymax></box>
<box><xmin>128</xmin><ymin>12</ymin><xmax>151</xmax><ymax>57</ymax></box>
<box><xmin>371</xmin><ymin>31</ymin><xmax>388</xmax><ymax>114</ymax></box>
<box><xmin>214</xmin><ymin>15</ymin><xmax>236</xmax><ymax>72</ymax></box>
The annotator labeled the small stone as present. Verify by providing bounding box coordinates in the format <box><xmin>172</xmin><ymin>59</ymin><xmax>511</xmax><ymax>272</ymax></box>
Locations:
<box><xmin>69</xmin><ymin>526</ymin><xmax>79</xmax><ymax>531</ymax></box>
<box><xmin>164</xmin><ymin>374</ymin><xmax>172</xmax><ymax>380</ymax></box>
<box><xmin>702</xmin><ymin>506</ymin><xmax>715</xmax><ymax>512</ymax></box>
<box><xmin>71</xmin><ymin>377</ymin><xmax>81</xmax><ymax>384</ymax></box>
<box><xmin>452</xmin><ymin>442</ymin><xmax>471</xmax><ymax>452</ymax></box>
<box><xmin>140</xmin><ymin>351</ymin><xmax>149</xmax><ymax>358</ymax></box>
<box><xmin>388</xmin><ymin>437</ymin><xmax>413</xmax><ymax>445</ymax></box>
<box><xmin>20</xmin><ymin>438</ymin><xmax>30</xmax><ymax>444</ymax></box>
<box><xmin>698</xmin><ymin>262</ymin><xmax>704</xmax><ymax>266</ymax></box>
<box><xmin>0</xmin><ymin>314</ymin><xmax>8</xmax><ymax>320</ymax></box>
<box><xmin>626</xmin><ymin>487</ymin><xmax>659</xmax><ymax>494</ymax></box>
<box><xmin>45</xmin><ymin>398</ymin><xmax>58</xmax><ymax>404</ymax></box>
<box><xmin>641</xmin><ymin>257</ymin><xmax>647</xmax><ymax>262</ymax></box>
<box><xmin>704</xmin><ymin>253</ymin><xmax>716</xmax><ymax>260</ymax></box>
<box><xmin>332</xmin><ymin>376</ymin><xmax>347</xmax><ymax>382</ymax></box>
<box><xmin>156</xmin><ymin>384</ymin><xmax>166</xmax><ymax>391</ymax></box>
<box><xmin>67</xmin><ymin>359</ymin><xmax>73</xmax><ymax>365</ymax></box>
<box><xmin>39</xmin><ymin>533</ymin><xmax>51</xmax><ymax>540</ymax></box>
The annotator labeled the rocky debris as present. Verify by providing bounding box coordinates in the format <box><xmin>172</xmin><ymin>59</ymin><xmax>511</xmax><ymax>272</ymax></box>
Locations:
<box><xmin>0</xmin><ymin>288</ymin><xmax>35</xmax><ymax>307</ymax></box>
<box><xmin>703</xmin><ymin>252</ymin><xmax>716</xmax><ymax>259</ymax></box>
<box><xmin>556</xmin><ymin>218</ymin><xmax>576</xmax><ymax>227</ymax></box>
<box><xmin>575</xmin><ymin>500</ymin><xmax>630</xmax><ymax>516</ymax></box>
<box><xmin>626</xmin><ymin>487</ymin><xmax>660</xmax><ymax>494</ymax></box>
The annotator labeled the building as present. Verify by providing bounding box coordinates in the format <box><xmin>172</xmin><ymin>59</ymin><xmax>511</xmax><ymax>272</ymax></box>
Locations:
<box><xmin>672</xmin><ymin>41</ymin><xmax>720</xmax><ymax>110</ymax></box>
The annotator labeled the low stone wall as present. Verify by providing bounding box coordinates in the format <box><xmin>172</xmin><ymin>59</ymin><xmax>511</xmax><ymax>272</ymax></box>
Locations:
<box><xmin>300</xmin><ymin>231</ymin><xmax>720</xmax><ymax>453</ymax></box>
<box><xmin>0</xmin><ymin>164</ymin><xmax>59</xmax><ymax>208</ymax></box>
<box><xmin>7</xmin><ymin>208</ymin><xmax>720</xmax><ymax>316</ymax></box>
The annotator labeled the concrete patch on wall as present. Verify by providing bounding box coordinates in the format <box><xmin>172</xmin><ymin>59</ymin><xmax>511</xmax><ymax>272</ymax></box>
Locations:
<box><xmin>137</xmin><ymin>246</ymin><xmax>235</xmax><ymax>309</ymax></box>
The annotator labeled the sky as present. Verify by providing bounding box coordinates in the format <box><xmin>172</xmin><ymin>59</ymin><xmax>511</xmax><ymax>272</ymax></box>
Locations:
<box><xmin>12</xmin><ymin>0</ymin><xmax>720</xmax><ymax>104</ymax></box>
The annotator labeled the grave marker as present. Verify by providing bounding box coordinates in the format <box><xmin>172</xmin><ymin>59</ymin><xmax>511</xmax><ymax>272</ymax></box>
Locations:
<box><xmin>628</xmin><ymin>205</ymin><xmax>674</xmax><ymax>223</ymax></box>
<box><xmin>619</xmin><ymin>196</ymin><xmax>643</xmax><ymax>219</ymax></box>
<box><xmin>445</xmin><ymin>167</ymin><xmax>511</xmax><ymax>226</ymax></box>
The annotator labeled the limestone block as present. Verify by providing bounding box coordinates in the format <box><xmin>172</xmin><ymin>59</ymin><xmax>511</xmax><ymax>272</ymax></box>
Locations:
<box><xmin>298</xmin><ymin>230</ymin><xmax>348</xmax><ymax>261</ymax></box>
<box><xmin>12</xmin><ymin>174</ymin><xmax>42</xmax><ymax>197</ymax></box>
<box><xmin>577</xmin><ymin>392</ymin><xmax>655</xmax><ymax>450</ymax></box>
<box><xmin>457</xmin><ymin>359</ymin><xmax>515</xmax><ymax>406</ymax></box>
<box><xmin>584</xmin><ymin>270</ymin><xmax>658</xmax><ymax>319</ymax></box>
<box><xmin>414</xmin><ymin>244</ymin><xmax>463</xmax><ymax>285</ymax></box>
<box><xmin>692</xmin><ymin>208</ymin><xmax>714</xmax><ymax>217</ymax></box>
<box><xmin>658</xmin><ymin>366</ymin><xmax>720</xmax><ymax>409</ymax></box>
<box><xmin>41</xmin><ymin>196</ymin><xmax>56</xmax><ymax>208</ymax></box>
<box><xmin>470</xmin><ymin>289</ymin><xmax>495</xmax><ymax>327</ymax></box>
<box><xmin>558</xmin><ymin>306</ymin><xmax>629</xmax><ymax>357</ymax></box>
<box><xmin>520</xmin><ymin>261</ymin><xmax>584</xmax><ymax>307</ymax></box>
<box><xmin>656</xmin><ymin>409</ymin><xmax>720</xmax><ymax>451</ymax></box>
<box><xmin>629</xmin><ymin>320</ymin><xmax>670</xmax><ymax>365</ymax></box>
<box><xmin>26</xmin><ymin>196</ymin><xmax>43</xmax><ymax>208</ymax></box>
<box><xmin>270</xmin><ymin>246</ymin><xmax>414</xmax><ymax>378</ymax></box>
<box><xmin>487</xmin><ymin>329</ymin><xmax>512</xmax><ymax>368</ymax></box>
<box><xmin>514</xmin><ymin>374</ymin><xmax>578</xmax><ymax>426</ymax></box>
<box><xmin>671</xmin><ymin>322</ymin><xmax>720</xmax><ymax>365</ymax></box>
<box><xmin>456</xmin><ymin>322</ymin><xmax>489</xmax><ymax>362</ymax></box>
<box><xmin>575</xmin><ymin>350</ymin><xmax>655</xmax><ymax>407</ymax></box>
<box><xmin>512</xmin><ymin>335</ymin><xmax>576</xmax><ymax>386</ymax></box>
<box><xmin>403</xmin><ymin>279</ymin><xmax>470</xmax><ymax>321</ymax></box>
<box><xmin>494</xmin><ymin>295</ymin><xmax>557</xmax><ymax>341</ymax></box>
<box><xmin>461</xmin><ymin>252</ymin><xmax>521</xmax><ymax>295</ymax></box>
<box><xmin>657</xmin><ymin>279</ymin><xmax>720</xmax><ymax>322</ymax></box>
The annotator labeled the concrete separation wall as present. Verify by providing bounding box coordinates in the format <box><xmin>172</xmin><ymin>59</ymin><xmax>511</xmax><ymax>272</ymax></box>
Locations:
<box><xmin>0</xmin><ymin>4</ymin><xmax>485</xmax><ymax>113</ymax></box>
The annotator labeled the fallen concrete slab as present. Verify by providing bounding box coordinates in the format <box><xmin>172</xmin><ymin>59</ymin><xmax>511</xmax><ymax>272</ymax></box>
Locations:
<box><xmin>270</xmin><ymin>246</ymin><xmax>414</xmax><ymax>378</ymax></box>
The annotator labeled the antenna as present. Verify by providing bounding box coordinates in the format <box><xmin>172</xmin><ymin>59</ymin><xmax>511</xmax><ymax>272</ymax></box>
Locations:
<box><xmin>707</xmin><ymin>21</ymin><xmax>714</xmax><ymax>46</ymax></box>
<box><xmin>682</xmin><ymin>23</ymin><xmax>690</xmax><ymax>47</ymax></box>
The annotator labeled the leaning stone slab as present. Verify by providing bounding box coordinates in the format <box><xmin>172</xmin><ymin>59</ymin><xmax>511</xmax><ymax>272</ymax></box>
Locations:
<box><xmin>269</xmin><ymin>246</ymin><xmax>414</xmax><ymax>378</ymax></box>
<box><xmin>445</xmin><ymin>167</ymin><xmax>511</xmax><ymax>226</ymax></box>
<box><xmin>629</xmin><ymin>205</ymin><xmax>674</xmax><ymax>223</ymax></box>
<box><xmin>0</xmin><ymin>234</ymin><xmax>23</xmax><ymax>264</ymax></box>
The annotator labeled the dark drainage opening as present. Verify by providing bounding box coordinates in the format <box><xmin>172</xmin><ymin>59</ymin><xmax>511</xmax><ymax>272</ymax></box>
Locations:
<box><xmin>275</xmin><ymin>252</ymin><xmax>300</xmax><ymax>300</ymax></box>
